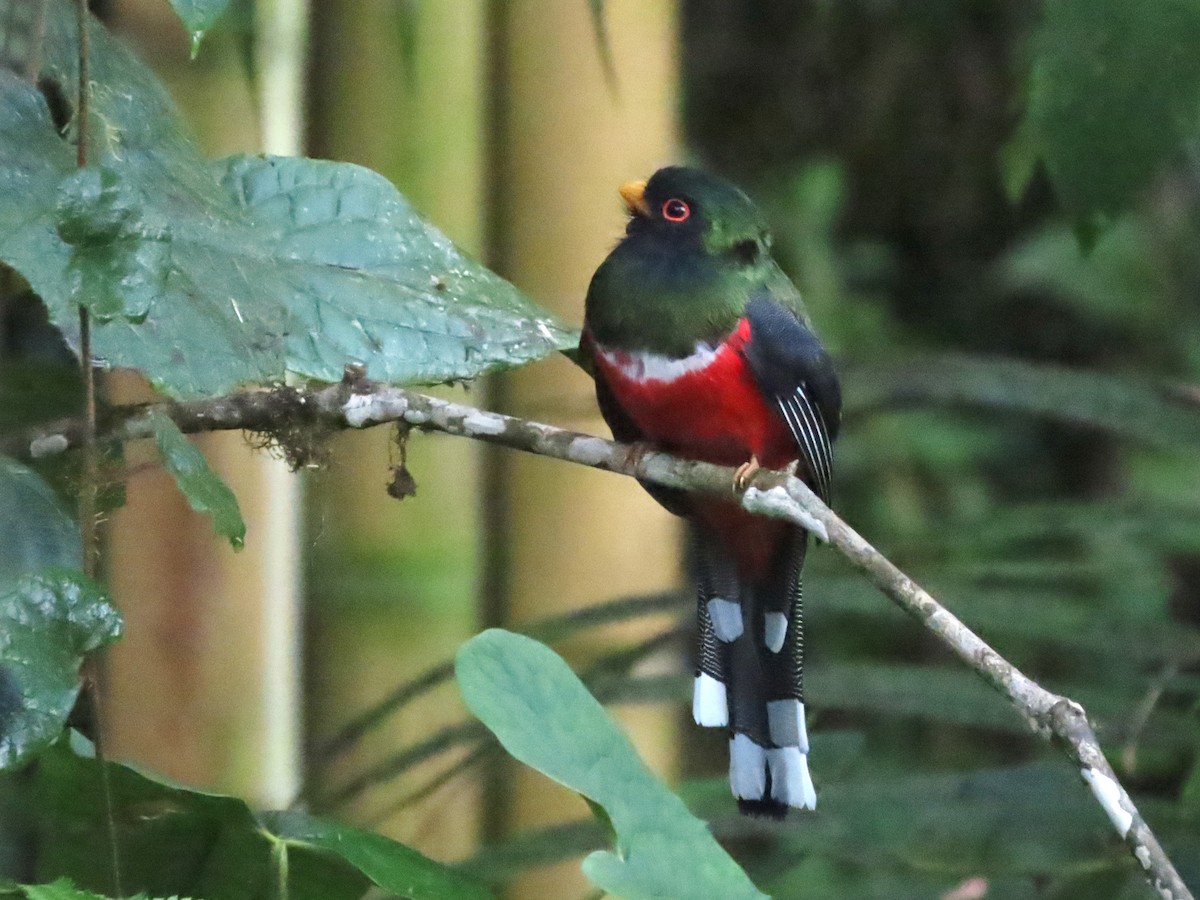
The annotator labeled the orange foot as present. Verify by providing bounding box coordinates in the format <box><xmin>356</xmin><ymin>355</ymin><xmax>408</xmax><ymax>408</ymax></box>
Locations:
<box><xmin>733</xmin><ymin>456</ymin><xmax>761</xmax><ymax>491</ymax></box>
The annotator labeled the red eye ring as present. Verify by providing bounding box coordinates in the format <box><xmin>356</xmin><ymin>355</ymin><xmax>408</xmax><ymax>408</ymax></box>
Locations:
<box><xmin>662</xmin><ymin>198</ymin><xmax>690</xmax><ymax>222</ymax></box>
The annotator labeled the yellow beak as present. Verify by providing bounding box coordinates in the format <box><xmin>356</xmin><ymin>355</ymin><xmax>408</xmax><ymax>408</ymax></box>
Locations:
<box><xmin>619</xmin><ymin>179</ymin><xmax>650</xmax><ymax>217</ymax></box>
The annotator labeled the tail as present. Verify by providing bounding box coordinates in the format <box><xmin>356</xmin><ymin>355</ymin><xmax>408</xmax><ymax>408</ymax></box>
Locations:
<box><xmin>691</xmin><ymin>523</ymin><xmax>815</xmax><ymax>817</ymax></box>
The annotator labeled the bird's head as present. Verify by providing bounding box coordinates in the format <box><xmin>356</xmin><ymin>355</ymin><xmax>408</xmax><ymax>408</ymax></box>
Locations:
<box><xmin>618</xmin><ymin>166</ymin><xmax>772</xmax><ymax>268</ymax></box>
<box><xmin>584</xmin><ymin>166</ymin><xmax>802</xmax><ymax>354</ymax></box>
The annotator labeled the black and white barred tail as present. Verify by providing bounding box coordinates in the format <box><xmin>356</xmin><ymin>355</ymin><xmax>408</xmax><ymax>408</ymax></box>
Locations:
<box><xmin>692</xmin><ymin>524</ymin><xmax>815</xmax><ymax>817</ymax></box>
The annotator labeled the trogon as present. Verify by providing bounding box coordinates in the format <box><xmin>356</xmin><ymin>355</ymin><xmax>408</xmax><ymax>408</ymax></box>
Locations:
<box><xmin>580</xmin><ymin>166</ymin><xmax>841</xmax><ymax>817</ymax></box>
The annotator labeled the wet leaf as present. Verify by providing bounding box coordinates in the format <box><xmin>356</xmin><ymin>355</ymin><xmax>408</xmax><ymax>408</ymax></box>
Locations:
<box><xmin>456</xmin><ymin>629</ymin><xmax>765</xmax><ymax>900</ymax></box>
<box><xmin>146</xmin><ymin>411</ymin><xmax>244</xmax><ymax>548</ymax></box>
<box><xmin>33</xmin><ymin>738</ymin><xmax>492</xmax><ymax>900</ymax></box>
<box><xmin>0</xmin><ymin>571</ymin><xmax>121</xmax><ymax>771</ymax></box>
<box><xmin>218</xmin><ymin>155</ymin><xmax>577</xmax><ymax>385</ymax></box>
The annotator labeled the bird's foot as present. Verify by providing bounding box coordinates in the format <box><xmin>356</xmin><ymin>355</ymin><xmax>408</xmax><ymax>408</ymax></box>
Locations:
<box><xmin>733</xmin><ymin>456</ymin><xmax>761</xmax><ymax>491</ymax></box>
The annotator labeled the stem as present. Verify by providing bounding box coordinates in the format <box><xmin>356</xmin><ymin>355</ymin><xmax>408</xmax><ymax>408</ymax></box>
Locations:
<box><xmin>75</xmin><ymin>3</ymin><xmax>120</xmax><ymax>896</ymax></box>
<box><xmin>272</xmin><ymin>838</ymin><xmax>290</xmax><ymax>900</ymax></box>
<box><xmin>83</xmin><ymin>666</ymin><xmax>121</xmax><ymax>898</ymax></box>
<box><xmin>77</xmin><ymin>304</ymin><xmax>96</xmax><ymax>574</ymax></box>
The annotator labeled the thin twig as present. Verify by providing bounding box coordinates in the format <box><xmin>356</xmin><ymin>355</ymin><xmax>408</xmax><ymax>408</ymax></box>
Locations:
<box><xmin>73</xmin><ymin>4</ymin><xmax>121</xmax><ymax>896</ymax></box>
<box><xmin>7</xmin><ymin>376</ymin><xmax>1194</xmax><ymax>898</ymax></box>
<box><xmin>75</xmin><ymin>0</ymin><xmax>88</xmax><ymax>166</ymax></box>
<box><xmin>1122</xmin><ymin>662</ymin><xmax>1179</xmax><ymax>775</ymax></box>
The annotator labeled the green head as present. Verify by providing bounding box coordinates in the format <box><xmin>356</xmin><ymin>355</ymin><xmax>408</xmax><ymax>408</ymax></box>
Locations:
<box><xmin>585</xmin><ymin>166</ymin><xmax>805</xmax><ymax>356</ymax></box>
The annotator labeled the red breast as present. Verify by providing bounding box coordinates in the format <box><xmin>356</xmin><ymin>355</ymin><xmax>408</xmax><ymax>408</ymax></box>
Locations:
<box><xmin>588</xmin><ymin>319</ymin><xmax>798</xmax><ymax>581</ymax></box>
<box><xmin>589</xmin><ymin>319</ymin><xmax>795</xmax><ymax>470</ymax></box>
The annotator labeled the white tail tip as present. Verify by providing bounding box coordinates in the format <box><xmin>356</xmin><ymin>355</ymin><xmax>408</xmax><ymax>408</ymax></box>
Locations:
<box><xmin>767</xmin><ymin>746</ymin><xmax>817</xmax><ymax>810</ymax></box>
<box><xmin>692</xmin><ymin>673</ymin><xmax>729</xmax><ymax>727</ymax></box>
<box><xmin>729</xmin><ymin>733</ymin><xmax>767</xmax><ymax>800</ymax></box>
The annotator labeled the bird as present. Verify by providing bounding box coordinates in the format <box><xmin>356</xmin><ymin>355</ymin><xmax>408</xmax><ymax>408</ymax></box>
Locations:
<box><xmin>580</xmin><ymin>166</ymin><xmax>841</xmax><ymax>817</ymax></box>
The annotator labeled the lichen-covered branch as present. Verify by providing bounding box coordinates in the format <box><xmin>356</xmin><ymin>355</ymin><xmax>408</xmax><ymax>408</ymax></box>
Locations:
<box><xmin>5</xmin><ymin>376</ymin><xmax>1192</xmax><ymax>898</ymax></box>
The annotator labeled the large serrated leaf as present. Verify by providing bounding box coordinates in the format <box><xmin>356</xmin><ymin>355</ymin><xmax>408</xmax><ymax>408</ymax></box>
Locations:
<box><xmin>53</xmin><ymin>166</ymin><xmax>169</xmax><ymax>323</ymax></box>
<box><xmin>0</xmin><ymin>571</ymin><xmax>121</xmax><ymax>771</ymax></box>
<box><xmin>0</xmin><ymin>2</ymin><xmax>571</xmax><ymax>398</ymax></box>
<box><xmin>217</xmin><ymin>155</ymin><xmax>576</xmax><ymax>385</ymax></box>
<box><xmin>1021</xmin><ymin>0</ymin><xmax>1200</xmax><ymax>223</ymax></box>
<box><xmin>0</xmin><ymin>3</ymin><xmax>285</xmax><ymax>399</ymax></box>
<box><xmin>456</xmin><ymin>629</ymin><xmax>766</xmax><ymax>900</ymax></box>
<box><xmin>32</xmin><ymin>738</ymin><xmax>492</xmax><ymax>900</ymax></box>
<box><xmin>145</xmin><ymin>411</ymin><xmax>244</xmax><ymax>548</ymax></box>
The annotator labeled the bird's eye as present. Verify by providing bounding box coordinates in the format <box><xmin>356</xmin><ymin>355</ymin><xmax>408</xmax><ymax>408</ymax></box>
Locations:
<box><xmin>662</xmin><ymin>198</ymin><xmax>690</xmax><ymax>222</ymax></box>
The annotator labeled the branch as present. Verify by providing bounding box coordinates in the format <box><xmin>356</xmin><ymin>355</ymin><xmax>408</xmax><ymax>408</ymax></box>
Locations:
<box><xmin>8</xmin><ymin>376</ymin><xmax>1192</xmax><ymax>898</ymax></box>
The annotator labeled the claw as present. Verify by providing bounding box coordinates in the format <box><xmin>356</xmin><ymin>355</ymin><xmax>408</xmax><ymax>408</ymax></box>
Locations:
<box><xmin>733</xmin><ymin>456</ymin><xmax>761</xmax><ymax>491</ymax></box>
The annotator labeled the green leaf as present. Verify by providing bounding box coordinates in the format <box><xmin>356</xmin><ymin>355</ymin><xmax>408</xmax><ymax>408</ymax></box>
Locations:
<box><xmin>32</xmin><ymin>738</ymin><xmax>492</xmax><ymax>900</ymax></box>
<box><xmin>145</xmin><ymin>412</ymin><xmax>244</xmax><ymax>548</ymax></box>
<box><xmin>165</xmin><ymin>0</ymin><xmax>233</xmax><ymax>56</ymax></box>
<box><xmin>18</xmin><ymin>879</ymin><xmax>109</xmax><ymax>900</ymax></box>
<box><xmin>0</xmin><ymin>5</ymin><xmax>285</xmax><ymax>399</ymax></box>
<box><xmin>1022</xmin><ymin>0</ymin><xmax>1200</xmax><ymax>222</ymax></box>
<box><xmin>0</xmin><ymin>458</ymin><xmax>79</xmax><ymax>576</ymax></box>
<box><xmin>459</xmin><ymin>821</ymin><xmax>606</xmax><ymax>885</ymax></box>
<box><xmin>845</xmin><ymin>355</ymin><xmax>1200</xmax><ymax>453</ymax></box>
<box><xmin>0</xmin><ymin>6</ymin><xmax>572</xmax><ymax>396</ymax></box>
<box><xmin>12</xmin><ymin>878</ymin><xmax>174</xmax><ymax>900</ymax></box>
<box><xmin>260</xmin><ymin>811</ymin><xmax>492</xmax><ymax>900</ymax></box>
<box><xmin>0</xmin><ymin>571</ymin><xmax>121</xmax><ymax>771</ymax></box>
<box><xmin>54</xmin><ymin>167</ymin><xmax>167</xmax><ymax>322</ymax></box>
<box><xmin>217</xmin><ymin>155</ymin><xmax>576</xmax><ymax>385</ymax></box>
<box><xmin>455</xmin><ymin>629</ymin><xmax>766</xmax><ymax>900</ymax></box>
